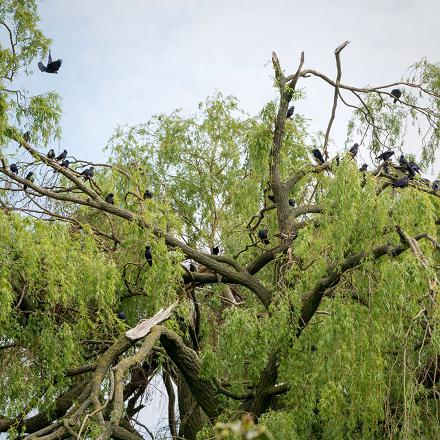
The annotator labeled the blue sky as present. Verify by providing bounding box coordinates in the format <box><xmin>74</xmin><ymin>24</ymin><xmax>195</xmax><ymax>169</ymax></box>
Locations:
<box><xmin>19</xmin><ymin>0</ymin><xmax>440</xmax><ymax>169</ymax></box>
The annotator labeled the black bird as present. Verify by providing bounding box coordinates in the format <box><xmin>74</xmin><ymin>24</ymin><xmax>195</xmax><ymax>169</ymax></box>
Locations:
<box><xmin>117</xmin><ymin>311</ymin><xmax>126</xmax><ymax>320</ymax></box>
<box><xmin>47</xmin><ymin>149</ymin><xmax>55</xmax><ymax>159</ymax></box>
<box><xmin>105</xmin><ymin>193</ymin><xmax>114</xmax><ymax>204</ymax></box>
<box><xmin>406</xmin><ymin>164</ymin><xmax>416</xmax><ymax>178</ymax></box>
<box><xmin>56</xmin><ymin>150</ymin><xmax>68</xmax><ymax>161</ymax></box>
<box><xmin>23</xmin><ymin>171</ymin><xmax>35</xmax><ymax>190</ymax></box>
<box><xmin>289</xmin><ymin>199</ymin><xmax>296</xmax><ymax>207</ymax></box>
<box><xmin>38</xmin><ymin>50</ymin><xmax>62</xmax><ymax>74</ymax></box>
<box><xmin>143</xmin><ymin>189</ymin><xmax>153</xmax><ymax>199</ymax></box>
<box><xmin>212</xmin><ymin>246</ymin><xmax>220</xmax><ymax>255</ymax></box>
<box><xmin>145</xmin><ymin>245</ymin><xmax>153</xmax><ymax>266</ymax></box>
<box><xmin>258</xmin><ymin>229</ymin><xmax>270</xmax><ymax>245</ymax></box>
<box><xmin>432</xmin><ymin>180</ymin><xmax>440</xmax><ymax>192</ymax></box>
<box><xmin>286</xmin><ymin>106</ymin><xmax>295</xmax><ymax>119</ymax></box>
<box><xmin>392</xmin><ymin>176</ymin><xmax>409</xmax><ymax>188</ymax></box>
<box><xmin>335</xmin><ymin>155</ymin><xmax>340</xmax><ymax>166</ymax></box>
<box><xmin>23</xmin><ymin>131</ymin><xmax>31</xmax><ymax>142</ymax></box>
<box><xmin>9</xmin><ymin>163</ymin><xmax>19</xmax><ymax>175</ymax></box>
<box><xmin>359</xmin><ymin>164</ymin><xmax>368</xmax><ymax>172</ymax></box>
<box><xmin>60</xmin><ymin>159</ymin><xmax>70</xmax><ymax>168</ymax></box>
<box><xmin>312</xmin><ymin>148</ymin><xmax>325</xmax><ymax>164</ymax></box>
<box><xmin>81</xmin><ymin>167</ymin><xmax>94</xmax><ymax>180</ymax></box>
<box><xmin>391</xmin><ymin>88</ymin><xmax>402</xmax><ymax>104</ymax></box>
<box><xmin>408</xmin><ymin>161</ymin><xmax>421</xmax><ymax>174</ymax></box>
<box><xmin>349</xmin><ymin>143</ymin><xmax>359</xmax><ymax>158</ymax></box>
<box><xmin>268</xmin><ymin>194</ymin><xmax>276</xmax><ymax>203</ymax></box>
<box><xmin>189</xmin><ymin>262</ymin><xmax>196</xmax><ymax>272</ymax></box>
<box><xmin>376</xmin><ymin>150</ymin><xmax>394</xmax><ymax>162</ymax></box>
<box><xmin>399</xmin><ymin>154</ymin><xmax>409</xmax><ymax>167</ymax></box>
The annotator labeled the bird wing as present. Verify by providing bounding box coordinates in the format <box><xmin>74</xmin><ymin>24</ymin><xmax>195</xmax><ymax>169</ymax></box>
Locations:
<box><xmin>38</xmin><ymin>62</ymin><xmax>46</xmax><ymax>72</ymax></box>
<box><xmin>51</xmin><ymin>59</ymin><xmax>62</xmax><ymax>70</ymax></box>
<box><xmin>48</xmin><ymin>50</ymin><xmax>52</xmax><ymax>64</ymax></box>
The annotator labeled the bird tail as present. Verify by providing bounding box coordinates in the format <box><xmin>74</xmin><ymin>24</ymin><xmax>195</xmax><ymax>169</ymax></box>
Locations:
<box><xmin>38</xmin><ymin>62</ymin><xmax>46</xmax><ymax>72</ymax></box>
<box><xmin>393</xmin><ymin>97</ymin><xmax>397</xmax><ymax>104</ymax></box>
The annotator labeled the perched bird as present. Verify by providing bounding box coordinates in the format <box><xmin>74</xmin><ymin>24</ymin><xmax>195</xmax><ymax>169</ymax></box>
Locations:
<box><xmin>81</xmin><ymin>166</ymin><xmax>94</xmax><ymax>180</ymax></box>
<box><xmin>56</xmin><ymin>150</ymin><xmax>68</xmax><ymax>161</ymax></box>
<box><xmin>359</xmin><ymin>164</ymin><xmax>368</xmax><ymax>172</ymax></box>
<box><xmin>406</xmin><ymin>164</ymin><xmax>416</xmax><ymax>178</ymax></box>
<box><xmin>143</xmin><ymin>189</ymin><xmax>153</xmax><ymax>199</ymax></box>
<box><xmin>268</xmin><ymin>194</ymin><xmax>276</xmax><ymax>203</ymax></box>
<box><xmin>432</xmin><ymin>180</ymin><xmax>440</xmax><ymax>192</ymax></box>
<box><xmin>408</xmin><ymin>161</ymin><xmax>421</xmax><ymax>174</ymax></box>
<box><xmin>105</xmin><ymin>193</ymin><xmax>114</xmax><ymax>204</ymax></box>
<box><xmin>189</xmin><ymin>262</ymin><xmax>196</xmax><ymax>272</ymax></box>
<box><xmin>335</xmin><ymin>155</ymin><xmax>340</xmax><ymax>166</ymax></box>
<box><xmin>391</xmin><ymin>88</ymin><xmax>402</xmax><ymax>104</ymax></box>
<box><xmin>47</xmin><ymin>149</ymin><xmax>55</xmax><ymax>159</ymax></box>
<box><xmin>349</xmin><ymin>143</ymin><xmax>359</xmax><ymax>158</ymax></box>
<box><xmin>38</xmin><ymin>50</ymin><xmax>62</xmax><ymax>74</ymax></box>
<box><xmin>60</xmin><ymin>159</ymin><xmax>70</xmax><ymax>168</ymax></box>
<box><xmin>117</xmin><ymin>311</ymin><xmax>126</xmax><ymax>320</ymax></box>
<box><xmin>9</xmin><ymin>163</ymin><xmax>19</xmax><ymax>175</ymax></box>
<box><xmin>312</xmin><ymin>148</ymin><xmax>325</xmax><ymax>164</ymax></box>
<box><xmin>392</xmin><ymin>176</ymin><xmax>409</xmax><ymax>188</ymax></box>
<box><xmin>286</xmin><ymin>105</ymin><xmax>295</xmax><ymax>118</ymax></box>
<box><xmin>258</xmin><ymin>229</ymin><xmax>270</xmax><ymax>245</ymax></box>
<box><xmin>212</xmin><ymin>246</ymin><xmax>220</xmax><ymax>255</ymax></box>
<box><xmin>376</xmin><ymin>150</ymin><xmax>394</xmax><ymax>161</ymax></box>
<box><xmin>23</xmin><ymin>171</ymin><xmax>35</xmax><ymax>190</ymax></box>
<box><xmin>144</xmin><ymin>245</ymin><xmax>153</xmax><ymax>266</ymax></box>
<box><xmin>289</xmin><ymin>199</ymin><xmax>296</xmax><ymax>207</ymax></box>
<box><xmin>399</xmin><ymin>154</ymin><xmax>409</xmax><ymax>167</ymax></box>
<box><xmin>23</xmin><ymin>131</ymin><xmax>31</xmax><ymax>142</ymax></box>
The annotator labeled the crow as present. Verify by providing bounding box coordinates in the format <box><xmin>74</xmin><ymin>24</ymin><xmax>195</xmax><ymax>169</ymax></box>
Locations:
<box><xmin>258</xmin><ymin>229</ymin><xmax>270</xmax><ymax>245</ymax></box>
<box><xmin>433</xmin><ymin>180</ymin><xmax>440</xmax><ymax>192</ymax></box>
<box><xmin>268</xmin><ymin>194</ymin><xmax>276</xmax><ymax>203</ymax></box>
<box><xmin>143</xmin><ymin>189</ymin><xmax>153</xmax><ymax>199</ymax></box>
<box><xmin>23</xmin><ymin>131</ymin><xmax>31</xmax><ymax>142</ymax></box>
<box><xmin>359</xmin><ymin>164</ymin><xmax>368</xmax><ymax>172</ymax></box>
<box><xmin>23</xmin><ymin>171</ymin><xmax>35</xmax><ymax>190</ymax></box>
<box><xmin>391</xmin><ymin>88</ymin><xmax>402</xmax><ymax>104</ymax></box>
<box><xmin>399</xmin><ymin>154</ymin><xmax>409</xmax><ymax>167</ymax></box>
<box><xmin>189</xmin><ymin>262</ymin><xmax>196</xmax><ymax>272</ymax></box>
<box><xmin>60</xmin><ymin>159</ymin><xmax>70</xmax><ymax>168</ymax></box>
<box><xmin>392</xmin><ymin>176</ymin><xmax>409</xmax><ymax>188</ymax></box>
<box><xmin>9</xmin><ymin>163</ymin><xmax>19</xmax><ymax>175</ymax></box>
<box><xmin>145</xmin><ymin>245</ymin><xmax>153</xmax><ymax>266</ymax></box>
<box><xmin>105</xmin><ymin>193</ymin><xmax>114</xmax><ymax>204</ymax></box>
<box><xmin>289</xmin><ymin>199</ymin><xmax>296</xmax><ymax>207</ymax></box>
<box><xmin>312</xmin><ymin>148</ymin><xmax>325</xmax><ymax>164</ymax></box>
<box><xmin>406</xmin><ymin>164</ymin><xmax>416</xmax><ymax>178</ymax></box>
<box><xmin>349</xmin><ymin>143</ymin><xmax>359</xmax><ymax>158</ymax></box>
<box><xmin>335</xmin><ymin>155</ymin><xmax>340</xmax><ymax>166</ymax></box>
<box><xmin>376</xmin><ymin>150</ymin><xmax>394</xmax><ymax>161</ymax></box>
<box><xmin>117</xmin><ymin>311</ymin><xmax>126</xmax><ymax>320</ymax></box>
<box><xmin>286</xmin><ymin>106</ymin><xmax>295</xmax><ymax>118</ymax></box>
<box><xmin>81</xmin><ymin>167</ymin><xmax>94</xmax><ymax>180</ymax></box>
<box><xmin>408</xmin><ymin>161</ymin><xmax>421</xmax><ymax>174</ymax></box>
<box><xmin>56</xmin><ymin>150</ymin><xmax>68</xmax><ymax>161</ymax></box>
<box><xmin>38</xmin><ymin>50</ymin><xmax>62</xmax><ymax>74</ymax></box>
<box><xmin>212</xmin><ymin>246</ymin><xmax>220</xmax><ymax>255</ymax></box>
<box><xmin>47</xmin><ymin>149</ymin><xmax>55</xmax><ymax>159</ymax></box>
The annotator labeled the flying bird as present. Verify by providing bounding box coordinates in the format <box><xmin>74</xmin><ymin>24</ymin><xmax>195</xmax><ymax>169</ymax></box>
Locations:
<box><xmin>23</xmin><ymin>171</ymin><xmax>35</xmax><ymax>190</ymax></box>
<box><xmin>258</xmin><ymin>229</ymin><xmax>270</xmax><ymax>245</ymax></box>
<box><xmin>212</xmin><ymin>246</ymin><xmax>220</xmax><ymax>255</ymax></box>
<box><xmin>47</xmin><ymin>149</ymin><xmax>55</xmax><ymax>159</ymax></box>
<box><xmin>81</xmin><ymin>167</ymin><xmax>94</xmax><ymax>180</ymax></box>
<box><xmin>392</xmin><ymin>176</ymin><xmax>409</xmax><ymax>188</ymax></box>
<box><xmin>432</xmin><ymin>180</ymin><xmax>440</xmax><ymax>192</ymax></box>
<box><xmin>117</xmin><ymin>311</ymin><xmax>126</xmax><ymax>320</ymax></box>
<box><xmin>38</xmin><ymin>50</ymin><xmax>62</xmax><ymax>74</ymax></box>
<box><xmin>289</xmin><ymin>199</ymin><xmax>296</xmax><ymax>207</ymax></box>
<box><xmin>312</xmin><ymin>148</ymin><xmax>325</xmax><ymax>164</ymax></box>
<box><xmin>359</xmin><ymin>164</ymin><xmax>368</xmax><ymax>172</ymax></box>
<box><xmin>56</xmin><ymin>150</ymin><xmax>68</xmax><ymax>161</ymax></box>
<box><xmin>9</xmin><ymin>163</ymin><xmax>19</xmax><ymax>175</ymax></box>
<box><xmin>143</xmin><ymin>189</ymin><xmax>153</xmax><ymax>199</ymax></box>
<box><xmin>349</xmin><ymin>143</ymin><xmax>359</xmax><ymax>158</ymax></box>
<box><xmin>376</xmin><ymin>150</ymin><xmax>394</xmax><ymax>162</ymax></box>
<box><xmin>286</xmin><ymin>106</ymin><xmax>295</xmax><ymax>119</ymax></box>
<box><xmin>391</xmin><ymin>88</ymin><xmax>402</xmax><ymax>104</ymax></box>
<box><xmin>145</xmin><ymin>245</ymin><xmax>153</xmax><ymax>266</ymax></box>
<box><xmin>105</xmin><ymin>193</ymin><xmax>114</xmax><ymax>204</ymax></box>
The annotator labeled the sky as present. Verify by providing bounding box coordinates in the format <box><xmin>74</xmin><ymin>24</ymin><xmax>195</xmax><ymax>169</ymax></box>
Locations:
<box><xmin>7</xmin><ymin>0</ymin><xmax>440</xmax><ymax>434</ymax></box>
<box><xmin>17</xmin><ymin>0</ymin><xmax>440</xmax><ymax>170</ymax></box>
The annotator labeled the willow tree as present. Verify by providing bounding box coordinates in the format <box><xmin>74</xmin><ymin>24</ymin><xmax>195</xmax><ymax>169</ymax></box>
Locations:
<box><xmin>1</xmin><ymin>2</ymin><xmax>440</xmax><ymax>440</ymax></box>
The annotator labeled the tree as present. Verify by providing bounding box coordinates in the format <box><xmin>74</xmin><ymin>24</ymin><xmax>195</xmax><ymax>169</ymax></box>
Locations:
<box><xmin>1</xmin><ymin>2</ymin><xmax>440</xmax><ymax>439</ymax></box>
